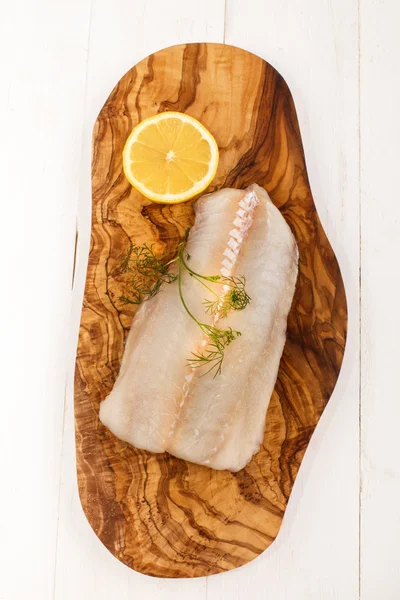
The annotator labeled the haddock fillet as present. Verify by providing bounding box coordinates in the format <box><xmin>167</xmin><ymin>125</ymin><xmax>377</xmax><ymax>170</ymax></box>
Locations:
<box><xmin>100</xmin><ymin>184</ymin><xmax>298</xmax><ymax>471</ymax></box>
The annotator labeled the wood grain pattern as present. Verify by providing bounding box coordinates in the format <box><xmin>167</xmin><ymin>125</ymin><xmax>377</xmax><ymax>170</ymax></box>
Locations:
<box><xmin>74</xmin><ymin>43</ymin><xmax>347</xmax><ymax>578</ymax></box>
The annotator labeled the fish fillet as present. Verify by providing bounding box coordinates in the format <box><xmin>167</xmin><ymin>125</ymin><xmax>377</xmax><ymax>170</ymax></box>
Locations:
<box><xmin>100</xmin><ymin>184</ymin><xmax>298</xmax><ymax>472</ymax></box>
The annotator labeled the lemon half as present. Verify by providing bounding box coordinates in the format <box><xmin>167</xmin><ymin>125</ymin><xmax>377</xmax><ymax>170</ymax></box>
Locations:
<box><xmin>122</xmin><ymin>111</ymin><xmax>219</xmax><ymax>204</ymax></box>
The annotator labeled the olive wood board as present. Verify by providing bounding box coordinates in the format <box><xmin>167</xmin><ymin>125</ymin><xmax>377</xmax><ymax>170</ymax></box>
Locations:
<box><xmin>74</xmin><ymin>42</ymin><xmax>347</xmax><ymax>578</ymax></box>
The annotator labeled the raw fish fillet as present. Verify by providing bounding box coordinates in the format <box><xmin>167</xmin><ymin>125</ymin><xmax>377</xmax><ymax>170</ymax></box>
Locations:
<box><xmin>100</xmin><ymin>184</ymin><xmax>298</xmax><ymax>472</ymax></box>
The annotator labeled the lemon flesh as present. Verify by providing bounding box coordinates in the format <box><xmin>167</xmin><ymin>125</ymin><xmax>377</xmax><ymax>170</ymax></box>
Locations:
<box><xmin>123</xmin><ymin>112</ymin><xmax>219</xmax><ymax>203</ymax></box>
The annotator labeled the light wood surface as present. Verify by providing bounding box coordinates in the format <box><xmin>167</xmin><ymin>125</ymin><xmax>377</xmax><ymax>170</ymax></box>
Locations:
<box><xmin>74</xmin><ymin>43</ymin><xmax>347</xmax><ymax>577</ymax></box>
<box><xmin>3</xmin><ymin>0</ymin><xmax>399</xmax><ymax>598</ymax></box>
<box><xmin>360</xmin><ymin>2</ymin><xmax>400</xmax><ymax>598</ymax></box>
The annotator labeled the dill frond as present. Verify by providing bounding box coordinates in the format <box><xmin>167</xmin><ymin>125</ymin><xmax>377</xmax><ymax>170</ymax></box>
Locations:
<box><xmin>187</xmin><ymin>326</ymin><xmax>241</xmax><ymax>377</ymax></box>
<box><xmin>119</xmin><ymin>233</ymin><xmax>250</xmax><ymax>376</ymax></box>
<box><xmin>119</xmin><ymin>242</ymin><xmax>178</xmax><ymax>304</ymax></box>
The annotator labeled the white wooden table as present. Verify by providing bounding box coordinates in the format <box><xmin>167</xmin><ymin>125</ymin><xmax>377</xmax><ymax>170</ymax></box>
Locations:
<box><xmin>2</xmin><ymin>1</ymin><xmax>399</xmax><ymax>598</ymax></box>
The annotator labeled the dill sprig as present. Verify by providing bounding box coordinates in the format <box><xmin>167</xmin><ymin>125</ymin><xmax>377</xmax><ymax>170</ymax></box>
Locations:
<box><xmin>202</xmin><ymin>275</ymin><xmax>250</xmax><ymax>318</ymax></box>
<box><xmin>186</xmin><ymin>326</ymin><xmax>241</xmax><ymax>377</ymax></box>
<box><xmin>119</xmin><ymin>232</ymin><xmax>250</xmax><ymax>376</ymax></box>
<box><xmin>120</xmin><ymin>243</ymin><xmax>178</xmax><ymax>304</ymax></box>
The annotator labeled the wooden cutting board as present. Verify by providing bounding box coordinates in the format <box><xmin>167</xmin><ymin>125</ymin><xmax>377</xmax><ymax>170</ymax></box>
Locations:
<box><xmin>75</xmin><ymin>43</ymin><xmax>347</xmax><ymax>578</ymax></box>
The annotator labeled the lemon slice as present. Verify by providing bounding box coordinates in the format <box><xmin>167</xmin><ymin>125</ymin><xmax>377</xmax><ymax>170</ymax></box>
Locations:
<box><xmin>122</xmin><ymin>111</ymin><xmax>219</xmax><ymax>203</ymax></box>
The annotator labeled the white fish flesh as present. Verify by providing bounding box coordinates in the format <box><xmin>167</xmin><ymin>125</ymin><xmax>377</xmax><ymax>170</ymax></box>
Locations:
<box><xmin>100</xmin><ymin>184</ymin><xmax>298</xmax><ymax>472</ymax></box>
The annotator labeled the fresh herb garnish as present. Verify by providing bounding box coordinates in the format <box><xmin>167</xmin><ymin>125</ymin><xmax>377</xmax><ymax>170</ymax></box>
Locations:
<box><xmin>119</xmin><ymin>243</ymin><xmax>178</xmax><ymax>305</ymax></box>
<box><xmin>119</xmin><ymin>232</ymin><xmax>250</xmax><ymax>376</ymax></box>
<box><xmin>202</xmin><ymin>275</ymin><xmax>250</xmax><ymax>318</ymax></box>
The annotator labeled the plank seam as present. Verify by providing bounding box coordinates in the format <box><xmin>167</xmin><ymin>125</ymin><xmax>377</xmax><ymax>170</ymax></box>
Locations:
<box><xmin>52</xmin><ymin>383</ymin><xmax>68</xmax><ymax>600</ymax></box>
<box><xmin>223</xmin><ymin>0</ymin><xmax>227</xmax><ymax>43</ymax></box>
<box><xmin>53</xmin><ymin>0</ymin><xmax>95</xmax><ymax>596</ymax></box>
<box><xmin>71</xmin><ymin>221</ymin><xmax>79</xmax><ymax>290</ymax></box>
<box><xmin>358</xmin><ymin>0</ymin><xmax>362</xmax><ymax>598</ymax></box>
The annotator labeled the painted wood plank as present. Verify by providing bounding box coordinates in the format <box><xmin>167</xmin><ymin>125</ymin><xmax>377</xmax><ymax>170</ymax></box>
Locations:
<box><xmin>55</xmin><ymin>1</ymin><xmax>224</xmax><ymax>598</ymax></box>
<box><xmin>0</xmin><ymin>2</ymin><xmax>92</xmax><ymax>600</ymax></box>
<box><xmin>207</xmin><ymin>1</ymin><xmax>360</xmax><ymax>598</ymax></box>
<box><xmin>360</xmin><ymin>1</ymin><xmax>400</xmax><ymax>598</ymax></box>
